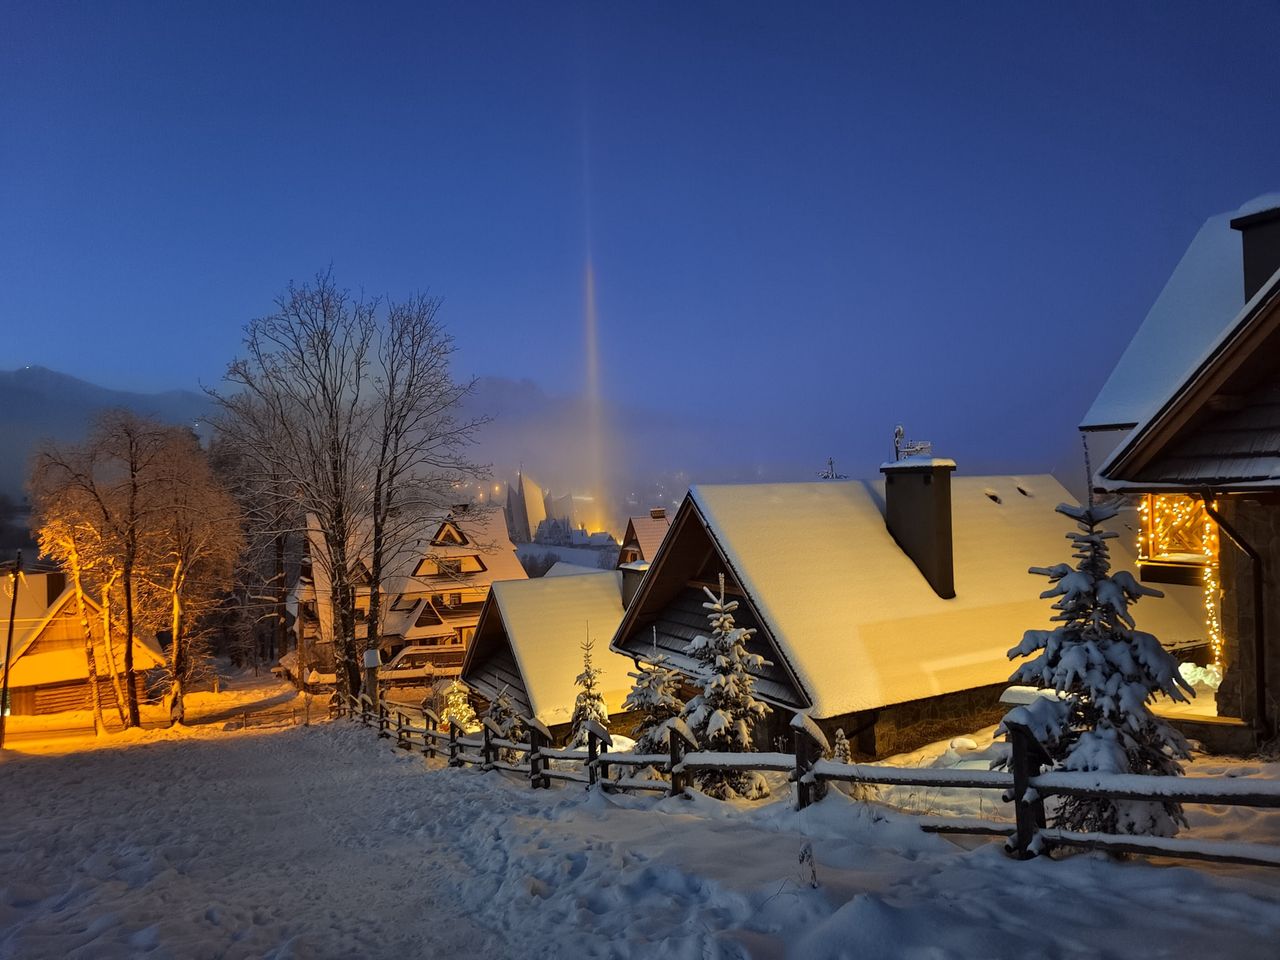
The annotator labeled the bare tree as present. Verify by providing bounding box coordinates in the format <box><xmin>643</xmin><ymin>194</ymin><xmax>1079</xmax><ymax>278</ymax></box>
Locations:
<box><xmin>213</xmin><ymin>273</ymin><xmax>491</xmax><ymax>696</ymax></box>
<box><xmin>141</xmin><ymin>429</ymin><xmax>244</xmax><ymax>721</ymax></box>
<box><xmin>212</xmin><ymin>270</ymin><xmax>377</xmax><ymax>698</ymax></box>
<box><xmin>366</xmin><ymin>293</ymin><xmax>489</xmax><ymax>655</ymax></box>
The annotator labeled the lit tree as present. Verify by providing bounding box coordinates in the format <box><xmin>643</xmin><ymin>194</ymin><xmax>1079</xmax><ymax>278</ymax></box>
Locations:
<box><xmin>1004</xmin><ymin>502</ymin><xmax>1194</xmax><ymax>836</ymax></box>
<box><xmin>679</xmin><ymin>575</ymin><xmax>771</xmax><ymax>800</ymax></box>
<box><xmin>443</xmin><ymin>679</ymin><xmax>479</xmax><ymax>732</ymax></box>
<box><xmin>569</xmin><ymin>635</ymin><xmax>609</xmax><ymax>747</ymax></box>
<box><xmin>30</xmin><ymin>411</ymin><xmax>180</xmax><ymax>727</ymax></box>
<box><xmin>27</xmin><ymin>480</ymin><xmax>118</xmax><ymax>730</ymax></box>
<box><xmin>141</xmin><ymin>431</ymin><xmax>244</xmax><ymax>721</ymax></box>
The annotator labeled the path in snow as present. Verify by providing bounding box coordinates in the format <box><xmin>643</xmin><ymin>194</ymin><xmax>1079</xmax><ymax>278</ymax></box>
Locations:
<box><xmin>4</xmin><ymin>720</ymin><xmax>1280</xmax><ymax>959</ymax></box>
<box><xmin>0</xmin><ymin>724</ymin><xmax>511</xmax><ymax>959</ymax></box>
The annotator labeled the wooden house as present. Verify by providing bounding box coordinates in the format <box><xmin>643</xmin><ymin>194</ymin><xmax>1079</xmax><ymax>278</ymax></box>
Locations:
<box><xmin>461</xmin><ymin>567</ymin><xmax>635</xmax><ymax>739</ymax></box>
<box><xmin>0</xmin><ymin>572</ymin><xmax>164</xmax><ymax>715</ymax></box>
<box><xmin>616</xmin><ymin>508</ymin><xmax>671</xmax><ymax>567</ymax></box>
<box><xmin>1092</xmin><ymin>196</ymin><xmax>1280</xmax><ymax>747</ymax></box>
<box><xmin>296</xmin><ymin>505</ymin><xmax>526</xmax><ymax>679</ymax></box>
<box><xmin>608</xmin><ymin>466</ymin><xmax>1204</xmax><ymax>758</ymax></box>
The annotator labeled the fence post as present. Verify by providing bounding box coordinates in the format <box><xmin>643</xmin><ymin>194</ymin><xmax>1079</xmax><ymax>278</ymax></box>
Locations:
<box><xmin>482</xmin><ymin>721</ymin><xmax>494</xmax><ymax>768</ymax></box>
<box><xmin>790</xmin><ymin>711</ymin><xmax>831</xmax><ymax>811</ymax></box>
<box><xmin>395</xmin><ymin>712</ymin><xmax>408</xmax><ymax>749</ymax></box>
<box><xmin>378</xmin><ymin>702</ymin><xmax>390</xmax><ymax>739</ymax></box>
<box><xmin>528</xmin><ymin>726</ymin><xmax>544</xmax><ymax>789</ymax></box>
<box><xmin>448</xmin><ymin>720</ymin><xmax>461</xmax><ymax>766</ymax></box>
<box><xmin>668</xmin><ymin>721</ymin><xmax>697</xmax><ymax>798</ymax></box>
<box><xmin>586</xmin><ymin>729</ymin><xmax>599</xmax><ymax>787</ymax></box>
<box><xmin>422</xmin><ymin>706</ymin><xmax>440</xmax><ymax>761</ymax></box>
<box><xmin>1005</xmin><ymin>720</ymin><xmax>1050</xmax><ymax>860</ymax></box>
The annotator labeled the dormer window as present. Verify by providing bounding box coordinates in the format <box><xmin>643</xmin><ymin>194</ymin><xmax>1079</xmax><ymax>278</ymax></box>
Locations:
<box><xmin>431</xmin><ymin>522</ymin><xmax>469</xmax><ymax>547</ymax></box>
<box><xmin>413</xmin><ymin>555</ymin><xmax>487</xmax><ymax>577</ymax></box>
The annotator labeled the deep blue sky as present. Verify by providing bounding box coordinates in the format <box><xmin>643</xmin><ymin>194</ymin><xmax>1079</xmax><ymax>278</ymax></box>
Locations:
<box><xmin>3</xmin><ymin>2</ymin><xmax>1279</xmax><ymax>481</ymax></box>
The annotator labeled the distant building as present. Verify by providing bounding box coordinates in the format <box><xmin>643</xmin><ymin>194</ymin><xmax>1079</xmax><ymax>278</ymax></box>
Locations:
<box><xmin>0</xmin><ymin>571</ymin><xmax>164</xmax><ymax>715</ymax></box>
<box><xmin>616</xmin><ymin>508</ymin><xmax>670</xmax><ymax>567</ymax></box>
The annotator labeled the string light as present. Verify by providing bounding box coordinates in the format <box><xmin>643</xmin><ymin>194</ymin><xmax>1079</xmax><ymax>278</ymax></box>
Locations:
<box><xmin>1137</xmin><ymin>494</ymin><xmax>1222</xmax><ymax>666</ymax></box>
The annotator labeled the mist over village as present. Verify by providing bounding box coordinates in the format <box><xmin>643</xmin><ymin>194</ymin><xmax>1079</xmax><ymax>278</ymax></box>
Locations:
<box><xmin>3</xmin><ymin>4</ymin><xmax>1280</xmax><ymax>959</ymax></box>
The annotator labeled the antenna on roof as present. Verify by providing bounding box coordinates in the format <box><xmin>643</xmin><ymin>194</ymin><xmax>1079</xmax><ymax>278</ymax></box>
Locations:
<box><xmin>893</xmin><ymin>425</ymin><xmax>933</xmax><ymax>460</ymax></box>
<box><xmin>818</xmin><ymin>457</ymin><xmax>847</xmax><ymax>480</ymax></box>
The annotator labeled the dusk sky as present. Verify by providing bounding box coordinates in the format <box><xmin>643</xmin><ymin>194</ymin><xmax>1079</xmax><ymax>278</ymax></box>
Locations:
<box><xmin>4</xmin><ymin>2</ymin><xmax>1279</xmax><ymax>483</ymax></box>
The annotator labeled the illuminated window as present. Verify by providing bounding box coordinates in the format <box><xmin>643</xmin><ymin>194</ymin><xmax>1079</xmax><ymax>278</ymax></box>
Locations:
<box><xmin>1137</xmin><ymin>494</ymin><xmax>1222</xmax><ymax>665</ymax></box>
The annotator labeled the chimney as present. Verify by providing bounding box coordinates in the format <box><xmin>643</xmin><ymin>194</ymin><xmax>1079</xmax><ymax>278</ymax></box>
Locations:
<box><xmin>649</xmin><ymin>507</ymin><xmax>666</xmax><ymax>521</ymax></box>
<box><xmin>1230</xmin><ymin>205</ymin><xmax>1280</xmax><ymax>301</ymax></box>
<box><xmin>880</xmin><ymin>455</ymin><xmax>956</xmax><ymax>599</ymax></box>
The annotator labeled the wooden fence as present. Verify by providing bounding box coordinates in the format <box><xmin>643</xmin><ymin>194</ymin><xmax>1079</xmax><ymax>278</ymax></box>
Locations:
<box><xmin>331</xmin><ymin>694</ymin><xmax>1280</xmax><ymax>869</ymax></box>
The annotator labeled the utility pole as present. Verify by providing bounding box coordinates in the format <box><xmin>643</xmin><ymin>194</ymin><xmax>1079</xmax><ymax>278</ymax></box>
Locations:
<box><xmin>0</xmin><ymin>551</ymin><xmax>22</xmax><ymax>750</ymax></box>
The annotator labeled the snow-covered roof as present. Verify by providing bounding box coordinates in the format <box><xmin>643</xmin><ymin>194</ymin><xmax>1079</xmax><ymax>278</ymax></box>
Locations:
<box><xmin>614</xmin><ymin>475</ymin><xmax>1205</xmax><ymax>719</ymax></box>
<box><xmin>1081</xmin><ymin>193</ymin><xmax>1280</xmax><ymax>431</ymax></box>
<box><xmin>619</xmin><ymin>513</ymin><xmax>671</xmax><ymax>563</ymax></box>
<box><xmin>1</xmin><ymin>587</ymin><xmax>165</xmax><ymax>687</ymax></box>
<box><xmin>1097</xmin><ymin>266</ymin><xmax>1280</xmax><ymax>488</ymax></box>
<box><xmin>462</xmin><ymin>570</ymin><xmax>634</xmax><ymax>727</ymax></box>
<box><xmin>543</xmin><ymin>561</ymin><xmax>601</xmax><ymax>577</ymax></box>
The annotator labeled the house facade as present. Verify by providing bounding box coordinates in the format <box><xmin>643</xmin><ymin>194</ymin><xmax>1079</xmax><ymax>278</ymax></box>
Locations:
<box><xmin>615</xmin><ymin>508</ymin><xmax>671</xmax><ymax>567</ymax></box>
<box><xmin>294</xmin><ymin>505</ymin><xmax>527</xmax><ymax>681</ymax></box>
<box><xmin>1091</xmin><ymin>197</ymin><xmax>1280</xmax><ymax>745</ymax></box>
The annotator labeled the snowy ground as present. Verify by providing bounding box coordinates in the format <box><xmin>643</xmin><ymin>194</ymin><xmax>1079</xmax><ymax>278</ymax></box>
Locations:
<box><xmin>3</xmin><ymin>716</ymin><xmax>1280</xmax><ymax>959</ymax></box>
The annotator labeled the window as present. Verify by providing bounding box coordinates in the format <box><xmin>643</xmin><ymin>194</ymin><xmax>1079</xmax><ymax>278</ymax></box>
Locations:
<box><xmin>448</xmin><ymin>593</ymin><xmax>462</xmax><ymax>607</ymax></box>
<box><xmin>413</xmin><ymin>554</ymin><xmax>489</xmax><ymax>577</ymax></box>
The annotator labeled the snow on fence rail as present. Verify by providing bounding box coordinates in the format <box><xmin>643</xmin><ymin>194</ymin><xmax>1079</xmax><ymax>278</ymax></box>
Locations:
<box><xmin>331</xmin><ymin>695</ymin><xmax>1280</xmax><ymax>869</ymax></box>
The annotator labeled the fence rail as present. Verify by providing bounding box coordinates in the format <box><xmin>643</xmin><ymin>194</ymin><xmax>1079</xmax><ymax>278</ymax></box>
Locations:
<box><xmin>331</xmin><ymin>693</ymin><xmax>1280</xmax><ymax>869</ymax></box>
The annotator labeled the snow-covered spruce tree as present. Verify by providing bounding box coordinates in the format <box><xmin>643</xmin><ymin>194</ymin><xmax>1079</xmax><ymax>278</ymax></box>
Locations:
<box><xmin>1004</xmin><ymin>502</ymin><xmax>1194</xmax><ymax>837</ymax></box>
<box><xmin>679</xmin><ymin>575</ymin><xmax>771</xmax><ymax>800</ymax></box>
<box><xmin>623</xmin><ymin>645</ymin><xmax>684</xmax><ymax>757</ymax></box>
<box><xmin>443</xmin><ymin>680</ymin><xmax>478</xmax><ymax>732</ymax></box>
<box><xmin>831</xmin><ymin>728</ymin><xmax>851</xmax><ymax>765</ymax></box>
<box><xmin>486</xmin><ymin>689</ymin><xmax>526</xmax><ymax>763</ymax></box>
<box><xmin>570</xmin><ymin>637</ymin><xmax>610</xmax><ymax>748</ymax></box>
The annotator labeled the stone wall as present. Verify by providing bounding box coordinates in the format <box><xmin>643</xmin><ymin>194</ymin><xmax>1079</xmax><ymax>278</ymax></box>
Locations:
<box><xmin>1216</xmin><ymin>497</ymin><xmax>1280</xmax><ymax>729</ymax></box>
<box><xmin>816</xmin><ymin>683</ymin><xmax>1009</xmax><ymax>760</ymax></box>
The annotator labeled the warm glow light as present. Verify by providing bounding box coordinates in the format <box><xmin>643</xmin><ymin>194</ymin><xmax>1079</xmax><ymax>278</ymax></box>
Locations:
<box><xmin>1138</xmin><ymin>494</ymin><xmax>1222</xmax><ymax>666</ymax></box>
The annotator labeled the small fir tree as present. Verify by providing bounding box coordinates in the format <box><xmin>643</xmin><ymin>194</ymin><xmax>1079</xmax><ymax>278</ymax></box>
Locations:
<box><xmin>486</xmin><ymin>689</ymin><xmax>527</xmax><ymax>763</ymax></box>
<box><xmin>1004</xmin><ymin>502</ymin><xmax>1194</xmax><ymax>837</ymax></box>
<box><xmin>443</xmin><ymin>679</ymin><xmax>479</xmax><ymax>732</ymax></box>
<box><xmin>570</xmin><ymin>635</ymin><xmax>610</xmax><ymax>747</ymax></box>
<box><xmin>831</xmin><ymin>728</ymin><xmax>851</xmax><ymax>764</ymax></box>
<box><xmin>623</xmin><ymin>631</ymin><xmax>685</xmax><ymax>760</ymax></box>
<box><xmin>679</xmin><ymin>574</ymin><xmax>771</xmax><ymax>800</ymax></box>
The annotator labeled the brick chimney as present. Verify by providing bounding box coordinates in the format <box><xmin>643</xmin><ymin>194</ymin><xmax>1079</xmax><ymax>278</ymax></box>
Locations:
<box><xmin>1230</xmin><ymin>205</ymin><xmax>1280</xmax><ymax>301</ymax></box>
<box><xmin>649</xmin><ymin>507</ymin><xmax>666</xmax><ymax>521</ymax></box>
<box><xmin>880</xmin><ymin>455</ymin><xmax>957</xmax><ymax>599</ymax></box>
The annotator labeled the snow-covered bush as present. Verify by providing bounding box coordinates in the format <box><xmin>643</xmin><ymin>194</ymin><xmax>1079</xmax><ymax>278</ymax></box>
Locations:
<box><xmin>569</xmin><ymin>638</ymin><xmax>610</xmax><ymax>748</ymax></box>
<box><xmin>443</xmin><ymin>679</ymin><xmax>479</xmax><ymax>732</ymax></box>
<box><xmin>679</xmin><ymin>575</ymin><xmax>771</xmax><ymax>800</ymax></box>
<box><xmin>1003</xmin><ymin>502</ymin><xmax>1194</xmax><ymax>836</ymax></box>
